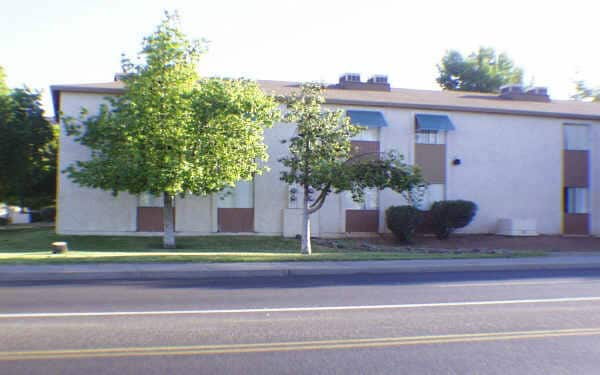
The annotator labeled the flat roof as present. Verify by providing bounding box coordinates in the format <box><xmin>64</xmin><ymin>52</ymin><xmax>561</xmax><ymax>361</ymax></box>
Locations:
<box><xmin>50</xmin><ymin>80</ymin><xmax>600</xmax><ymax>122</ymax></box>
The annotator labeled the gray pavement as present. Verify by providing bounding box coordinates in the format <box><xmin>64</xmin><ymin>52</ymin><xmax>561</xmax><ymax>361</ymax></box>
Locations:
<box><xmin>3</xmin><ymin>253</ymin><xmax>600</xmax><ymax>281</ymax></box>
<box><xmin>2</xmin><ymin>270</ymin><xmax>600</xmax><ymax>374</ymax></box>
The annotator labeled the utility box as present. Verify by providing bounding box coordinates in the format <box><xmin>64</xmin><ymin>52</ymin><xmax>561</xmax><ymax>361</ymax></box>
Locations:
<box><xmin>496</xmin><ymin>218</ymin><xmax>538</xmax><ymax>236</ymax></box>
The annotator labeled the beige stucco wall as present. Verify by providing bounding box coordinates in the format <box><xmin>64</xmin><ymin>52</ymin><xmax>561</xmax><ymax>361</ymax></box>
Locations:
<box><xmin>446</xmin><ymin>112</ymin><xmax>564</xmax><ymax>234</ymax></box>
<box><xmin>57</xmin><ymin>91</ymin><xmax>600</xmax><ymax>237</ymax></box>
<box><xmin>58</xmin><ymin>92</ymin><xmax>137</xmax><ymax>234</ymax></box>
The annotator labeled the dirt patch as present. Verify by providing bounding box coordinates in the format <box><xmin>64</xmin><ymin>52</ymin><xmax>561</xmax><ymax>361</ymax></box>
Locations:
<box><xmin>314</xmin><ymin>234</ymin><xmax>600</xmax><ymax>254</ymax></box>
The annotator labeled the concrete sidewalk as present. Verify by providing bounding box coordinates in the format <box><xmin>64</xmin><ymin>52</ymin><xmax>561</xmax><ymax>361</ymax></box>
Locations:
<box><xmin>3</xmin><ymin>254</ymin><xmax>600</xmax><ymax>282</ymax></box>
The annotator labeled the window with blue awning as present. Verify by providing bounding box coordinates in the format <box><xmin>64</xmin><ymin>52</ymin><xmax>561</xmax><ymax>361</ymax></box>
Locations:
<box><xmin>415</xmin><ymin>114</ymin><xmax>455</xmax><ymax>131</ymax></box>
<box><xmin>346</xmin><ymin>110</ymin><xmax>388</xmax><ymax>128</ymax></box>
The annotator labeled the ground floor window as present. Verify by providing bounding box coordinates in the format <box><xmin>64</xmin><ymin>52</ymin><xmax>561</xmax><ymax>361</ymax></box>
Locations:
<box><xmin>345</xmin><ymin>188</ymin><xmax>378</xmax><ymax>210</ymax></box>
<box><xmin>218</xmin><ymin>180</ymin><xmax>254</xmax><ymax>208</ymax></box>
<box><xmin>217</xmin><ymin>180</ymin><xmax>254</xmax><ymax>232</ymax></box>
<box><xmin>415</xmin><ymin>184</ymin><xmax>445</xmax><ymax>211</ymax></box>
<box><xmin>564</xmin><ymin>187</ymin><xmax>588</xmax><ymax>214</ymax></box>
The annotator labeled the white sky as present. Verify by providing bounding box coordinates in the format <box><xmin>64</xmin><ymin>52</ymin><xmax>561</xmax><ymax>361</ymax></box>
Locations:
<box><xmin>2</xmin><ymin>0</ymin><xmax>600</xmax><ymax>116</ymax></box>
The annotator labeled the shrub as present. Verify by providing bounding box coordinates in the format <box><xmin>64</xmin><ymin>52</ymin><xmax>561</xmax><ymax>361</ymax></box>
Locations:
<box><xmin>386</xmin><ymin>205</ymin><xmax>423</xmax><ymax>243</ymax></box>
<box><xmin>0</xmin><ymin>217</ymin><xmax>8</xmax><ymax>226</ymax></box>
<box><xmin>29</xmin><ymin>211</ymin><xmax>42</xmax><ymax>223</ymax></box>
<box><xmin>40</xmin><ymin>206</ymin><xmax>56</xmax><ymax>222</ymax></box>
<box><xmin>430</xmin><ymin>200</ymin><xmax>477</xmax><ymax>239</ymax></box>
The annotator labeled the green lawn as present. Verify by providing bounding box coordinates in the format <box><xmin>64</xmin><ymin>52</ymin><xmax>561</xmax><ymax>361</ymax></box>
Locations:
<box><xmin>0</xmin><ymin>227</ymin><xmax>545</xmax><ymax>264</ymax></box>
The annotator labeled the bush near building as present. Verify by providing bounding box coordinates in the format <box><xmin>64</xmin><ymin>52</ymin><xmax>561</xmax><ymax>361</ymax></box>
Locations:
<box><xmin>386</xmin><ymin>205</ymin><xmax>423</xmax><ymax>243</ymax></box>
<box><xmin>430</xmin><ymin>200</ymin><xmax>478</xmax><ymax>239</ymax></box>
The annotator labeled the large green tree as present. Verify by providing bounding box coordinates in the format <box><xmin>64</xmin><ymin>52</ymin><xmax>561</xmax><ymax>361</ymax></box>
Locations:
<box><xmin>280</xmin><ymin>83</ymin><xmax>424</xmax><ymax>254</ymax></box>
<box><xmin>437</xmin><ymin>47</ymin><xmax>523</xmax><ymax>93</ymax></box>
<box><xmin>65</xmin><ymin>13</ymin><xmax>279</xmax><ymax>248</ymax></box>
<box><xmin>0</xmin><ymin>69</ymin><xmax>57</xmax><ymax>211</ymax></box>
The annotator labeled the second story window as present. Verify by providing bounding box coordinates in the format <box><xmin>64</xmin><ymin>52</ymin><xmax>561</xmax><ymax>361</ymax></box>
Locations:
<box><xmin>415</xmin><ymin>130</ymin><xmax>446</xmax><ymax>144</ymax></box>
<box><xmin>564</xmin><ymin>124</ymin><xmax>589</xmax><ymax>150</ymax></box>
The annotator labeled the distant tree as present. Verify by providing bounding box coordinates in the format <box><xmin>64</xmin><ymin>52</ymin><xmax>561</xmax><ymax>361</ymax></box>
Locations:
<box><xmin>65</xmin><ymin>12</ymin><xmax>279</xmax><ymax>248</ymax></box>
<box><xmin>572</xmin><ymin>80</ymin><xmax>600</xmax><ymax>102</ymax></box>
<box><xmin>437</xmin><ymin>47</ymin><xmax>523</xmax><ymax>93</ymax></box>
<box><xmin>0</xmin><ymin>87</ymin><xmax>57</xmax><ymax>210</ymax></box>
<box><xmin>0</xmin><ymin>66</ymin><xmax>9</xmax><ymax>96</ymax></box>
<box><xmin>279</xmin><ymin>83</ymin><xmax>424</xmax><ymax>254</ymax></box>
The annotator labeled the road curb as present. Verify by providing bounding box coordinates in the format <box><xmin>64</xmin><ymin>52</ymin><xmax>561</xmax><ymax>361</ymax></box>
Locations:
<box><xmin>3</xmin><ymin>260</ymin><xmax>600</xmax><ymax>282</ymax></box>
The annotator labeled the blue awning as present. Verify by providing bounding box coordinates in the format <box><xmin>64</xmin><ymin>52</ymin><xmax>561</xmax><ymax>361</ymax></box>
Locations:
<box><xmin>346</xmin><ymin>110</ymin><xmax>388</xmax><ymax>128</ymax></box>
<box><xmin>415</xmin><ymin>114</ymin><xmax>455</xmax><ymax>131</ymax></box>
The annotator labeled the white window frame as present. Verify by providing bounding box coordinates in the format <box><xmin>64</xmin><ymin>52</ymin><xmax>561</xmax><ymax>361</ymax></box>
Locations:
<box><xmin>138</xmin><ymin>193</ymin><xmax>164</xmax><ymax>207</ymax></box>
<box><xmin>218</xmin><ymin>180</ymin><xmax>254</xmax><ymax>209</ymax></box>
<box><xmin>415</xmin><ymin>130</ymin><xmax>446</xmax><ymax>145</ymax></box>
<box><xmin>415</xmin><ymin>184</ymin><xmax>445</xmax><ymax>210</ymax></box>
<box><xmin>563</xmin><ymin>124</ymin><xmax>589</xmax><ymax>151</ymax></box>
<box><xmin>345</xmin><ymin>188</ymin><xmax>379</xmax><ymax>210</ymax></box>
<box><xmin>564</xmin><ymin>187</ymin><xmax>589</xmax><ymax>214</ymax></box>
<box><xmin>352</xmin><ymin>127</ymin><xmax>379</xmax><ymax>141</ymax></box>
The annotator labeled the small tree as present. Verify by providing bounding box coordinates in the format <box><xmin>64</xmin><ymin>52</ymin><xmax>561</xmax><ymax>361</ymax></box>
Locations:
<box><xmin>65</xmin><ymin>13</ymin><xmax>279</xmax><ymax>248</ymax></box>
<box><xmin>280</xmin><ymin>83</ymin><xmax>424</xmax><ymax>254</ymax></box>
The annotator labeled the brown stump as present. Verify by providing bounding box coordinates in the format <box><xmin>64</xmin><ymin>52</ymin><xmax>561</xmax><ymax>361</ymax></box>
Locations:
<box><xmin>51</xmin><ymin>241</ymin><xmax>68</xmax><ymax>254</ymax></box>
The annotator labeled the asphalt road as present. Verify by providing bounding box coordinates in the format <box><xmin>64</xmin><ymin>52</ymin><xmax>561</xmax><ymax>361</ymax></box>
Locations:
<box><xmin>2</xmin><ymin>269</ymin><xmax>600</xmax><ymax>374</ymax></box>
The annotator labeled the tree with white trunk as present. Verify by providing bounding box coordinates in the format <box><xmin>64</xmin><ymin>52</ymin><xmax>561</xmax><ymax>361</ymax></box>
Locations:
<box><xmin>279</xmin><ymin>83</ymin><xmax>424</xmax><ymax>254</ymax></box>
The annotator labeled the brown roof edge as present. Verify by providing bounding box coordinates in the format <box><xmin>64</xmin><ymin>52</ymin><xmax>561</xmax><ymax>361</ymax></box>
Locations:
<box><xmin>50</xmin><ymin>83</ymin><xmax>600</xmax><ymax>123</ymax></box>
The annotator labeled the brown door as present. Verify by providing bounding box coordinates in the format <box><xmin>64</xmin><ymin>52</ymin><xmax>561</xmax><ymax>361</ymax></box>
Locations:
<box><xmin>218</xmin><ymin>208</ymin><xmax>254</xmax><ymax>232</ymax></box>
<box><xmin>137</xmin><ymin>207</ymin><xmax>175</xmax><ymax>232</ymax></box>
<box><xmin>345</xmin><ymin>209</ymin><xmax>379</xmax><ymax>232</ymax></box>
<box><xmin>217</xmin><ymin>180</ymin><xmax>254</xmax><ymax>233</ymax></box>
<box><xmin>563</xmin><ymin>214</ymin><xmax>589</xmax><ymax>235</ymax></box>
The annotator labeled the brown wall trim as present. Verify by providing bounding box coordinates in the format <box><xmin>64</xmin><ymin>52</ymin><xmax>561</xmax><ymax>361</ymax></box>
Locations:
<box><xmin>346</xmin><ymin>210</ymin><xmax>379</xmax><ymax>232</ymax></box>
<box><xmin>218</xmin><ymin>208</ymin><xmax>254</xmax><ymax>233</ymax></box>
<box><xmin>415</xmin><ymin>144</ymin><xmax>446</xmax><ymax>184</ymax></box>
<box><xmin>137</xmin><ymin>207</ymin><xmax>175</xmax><ymax>232</ymax></box>
<box><xmin>563</xmin><ymin>213</ymin><xmax>589</xmax><ymax>235</ymax></box>
<box><xmin>563</xmin><ymin>150</ymin><xmax>589</xmax><ymax>187</ymax></box>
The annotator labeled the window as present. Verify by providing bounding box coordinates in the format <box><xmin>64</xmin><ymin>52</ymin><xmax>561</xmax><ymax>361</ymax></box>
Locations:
<box><xmin>138</xmin><ymin>193</ymin><xmax>164</xmax><ymax>207</ymax></box>
<box><xmin>345</xmin><ymin>188</ymin><xmax>378</xmax><ymax>210</ymax></box>
<box><xmin>564</xmin><ymin>188</ymin><xmax>588</xmax><ymax>214</ymax></box>
<box><xmin>218</xmin><ymin>181</ymin><xmax>254</xmax><ymax>208</ymax></box>
<box><xmin>564</xmin><ymin>125</ymin><xmax>589</xmax><ymax>150</ymax></box>
<box><xmin>344</xmin><ymin>73</ymin><xmax>360</xmax><ymax>82</ymax></box>
<box><xmin>353</xmin><ymin>127</ymin><xmax>379</xmax><ymax>141</ymax></box>
<box><xmin>416</xmin><ymin>130</ymin><xmax>446</xmax><ymax>144</ymax></box>
<box><xmin>288</xmin><ymin>184</ymin><xmax>300</xmax><ymax>209</ymax></box>
<box><xmin>415</xmin><ymin>184</ymin><xmax>445</xmax><ymax>210</ymax></box>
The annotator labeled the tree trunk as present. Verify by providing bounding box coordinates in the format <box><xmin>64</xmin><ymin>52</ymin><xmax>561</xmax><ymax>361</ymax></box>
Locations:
<box><xmin>163</xmin><ymin>193</ymin><xmax>176</xmax><ymax>249</ymax></box>
<box><xmin>301</xmin><ymin>185</ymin><xmax>312</xmax><ymax>255</ymax></box>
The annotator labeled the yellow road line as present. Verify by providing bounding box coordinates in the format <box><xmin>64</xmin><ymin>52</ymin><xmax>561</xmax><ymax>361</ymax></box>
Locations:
<box><xmin>2</xmin><ymin>328</ymin><xmax>600</xmax><ymax>361</ymax></box>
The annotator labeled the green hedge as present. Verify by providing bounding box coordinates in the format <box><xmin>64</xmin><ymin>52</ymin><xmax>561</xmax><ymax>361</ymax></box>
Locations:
<box><xmin>430</xmin><ymin>200</ymin><xmax>477</xmax><ymax>239</ymax></box>
<box><xmin>386</xmin><ymin>205</ymin><xmax>423</xmax><ymax>243</ymax></box>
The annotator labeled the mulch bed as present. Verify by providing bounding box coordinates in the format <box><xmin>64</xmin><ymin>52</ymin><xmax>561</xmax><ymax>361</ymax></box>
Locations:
<box><xmin>371</xmin><ymin>234</ymin><xmax>600</xmax><ymax>252</ymax></box>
